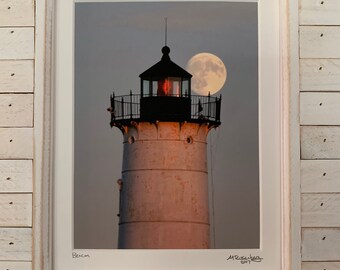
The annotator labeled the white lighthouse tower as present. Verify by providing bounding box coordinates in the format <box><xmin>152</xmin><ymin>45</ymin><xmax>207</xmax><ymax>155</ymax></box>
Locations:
<box><xmin>109</xmin><ymin>46</ymin><xmax>221</xmax><ymax>249</ymax></box>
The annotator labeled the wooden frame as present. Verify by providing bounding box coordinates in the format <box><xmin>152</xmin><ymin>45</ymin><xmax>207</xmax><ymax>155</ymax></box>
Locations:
<box><xmin>33</xmin><ymin>0</ymin><xmax>54</xmax><ymax>269</ymax></box>
<box><xmin>284</xmin><ymin>0</ymin><xmax>300</xmax><ymax>269</ymax></box>
<box><xmin>33</xmin><ymin>0</ymin><xmax>299</xmax><ymax>269</ymax></box>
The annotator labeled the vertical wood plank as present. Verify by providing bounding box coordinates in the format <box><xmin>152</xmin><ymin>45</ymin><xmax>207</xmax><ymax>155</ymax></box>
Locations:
<box><xmin>0</xmin><ymin>0</ymin><xmax>34</xmax><ymax>26</ymax></box>
<box><xmin>0</xmin><ymin>128</ymin><xmax>33</xmax><ymax>159</ymax></box>
<box><xmin>300</xmin><ymin>26</ymin><xmax>340</xmax><ymax>58</ymax></box>
<box><xmin>302</xmin><ymin>194</ymin><xmax>340</xmax><ymax>227</ymax></box>
<box><xmin>0</xmin><ymin>261</ymin><xmax>32</xmax><ymax>270</ymax></box>
<box><xmin>302</xmin><ymin>228</ymin><xmax>340</xmax><ymax>261</ymax></box>
<box><xmin>301</xmin><ymin>160</ymin><xmax>340</xmax><ymax>193</ymax></box>
<box><xmin>0</xmin><ymin>228</ymin><xmax>32</xmax><ymax>260</ymax></box>
<box><xmin>300</xmin><ymin>0</ymin><xmax>340</xmax><ymax>25</ymax></box>
<box><xmin>0</xmin><ymin>61</ymin><xmax>34</xmax><ymax>93</ymax></box>
<box><xmin>0</xmin><ymin>28</ymin><xmax>34</xmax><ymax>60</ymax></box>
<box><xmin>300</xmin><ymin>59</ymin><xmax>340</xmax><ymax>91</ymax></box>
<box><xmin>300</xmin><ymin>93</ymin><xmax>340</xmax><ymax>125</ymax></box>
<box><xmin>301</xmin><ymin>126</ymin><xmax>340</xmax><ymax>159</ymax></box>
<box><xmin>0</xmin><ymin>194</ymin><xmax>32</xmax><ymax>227</ymax></box>
<box><xmin>0</xmin><ymin>94</ymin><xmax>33</xmax><ymax>127</ymax></box>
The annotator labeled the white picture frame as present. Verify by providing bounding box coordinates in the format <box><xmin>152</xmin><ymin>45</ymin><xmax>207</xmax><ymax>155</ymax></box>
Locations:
<box><xmin>53</xmin><ymin>0</ymin><xmax>291</xmax><ymax>269</ymax></box>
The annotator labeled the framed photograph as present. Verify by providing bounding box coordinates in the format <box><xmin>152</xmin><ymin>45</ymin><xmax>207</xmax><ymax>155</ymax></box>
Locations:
<box><xmin>54</xmin><ymin>0</ymin><xmax>285</xmax><ymax>269</ymax></box>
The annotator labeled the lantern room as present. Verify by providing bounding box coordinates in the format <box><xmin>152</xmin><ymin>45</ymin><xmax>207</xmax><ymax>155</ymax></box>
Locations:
<box><xmin>139</xmin><ymin>46</ymin><xmax>193</xmax><ymax>121</ymax></box>
<box><xmin>139</xmin><ymin>46</ymin><xmax>192</xmax><ymax>98</ymax></box>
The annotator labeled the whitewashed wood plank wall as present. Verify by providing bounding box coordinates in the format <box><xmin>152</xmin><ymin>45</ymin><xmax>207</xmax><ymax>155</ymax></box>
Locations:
<box><xmin>300</xmin><ymin>0</ymin><xmax>340</xmax><ymax>26</ymax></box>
<box><xmin>300</xmin><ymin>0</ymin><xmax>340</xmax><ymax>267</ymax></box>
<box><xmin>0</xmin><ymin>28</ymin><xmax>35</xmax><ymax>59</ymax></box>
<box><xmin>302</xmin><ymin>262</ymin><xmax>340</xmax><ymax>270</ymax></box>
<box><xmin>0</xmin><ymin>261</ymin><xmax>32</xmax><ymax>270</ymax></box>
<box><xmin>0</xmin><ymin>61</ymin><xmax>34</xmax><ymax>93</ymax></box>
<box><xmin>301</xmin><ymin>160</ymin><xmax>340</xmax><ymax>193</ymax></box>
<box><xmin>0</xmin><ymin>0</ymin><xmax>34</xmax><ymax>26</ymax></box>
<box><xmin>0</xmin><ymin>0</ymin><xmax>34</xmax><ymax>268</ymax></box>
<box><xmin>0</xmin><ymin>160</ymin><xmax>33</xmax><ymax>193</ymax></box>
<box><xmin>300</xmin><ymin>59</ymin><xmax>340</xmax><ymax>91</ymax></box>
<box><xmin>0</xmin><ymin>228</ymin><xmax>32</xmax><ymax>260</ymax></box>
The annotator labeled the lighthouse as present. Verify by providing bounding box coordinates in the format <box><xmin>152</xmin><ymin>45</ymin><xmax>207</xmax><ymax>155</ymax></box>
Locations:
<box><xmin>108</xmin><ymin>45</ymin><xmax>221</xmax><ymax>249</ymax></box>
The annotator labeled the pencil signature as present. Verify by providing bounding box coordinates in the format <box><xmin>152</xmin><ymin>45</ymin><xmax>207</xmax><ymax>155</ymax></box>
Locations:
<box><xmin>227</xmin><ymin>254</ymin><xmax>263</xmax><ymax>264</ymax></box>
<box><xmin>72</xmin><ymin>252</ymin><xmax>90</xmax><ymax>259</ymax></box>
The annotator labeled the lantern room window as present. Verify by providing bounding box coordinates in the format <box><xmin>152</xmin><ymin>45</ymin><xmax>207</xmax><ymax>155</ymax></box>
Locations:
<box><xmin>158</xmin><ymin>77</ymin><xmax>179</xmax><ymax>96</ymax></box>
<box><xmin>141</xmin><ymin>78</ymin><xmax>191</xmax><ymax>97</ymax></box>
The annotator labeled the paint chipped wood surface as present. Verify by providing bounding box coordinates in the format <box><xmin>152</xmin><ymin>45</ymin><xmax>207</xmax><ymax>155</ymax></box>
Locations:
<box><xmin>300</xmin><ymin>93</ymin><xmax>340</xmax><ymax>125</ymax></box>
<box><xmin>0</xmin><ymin>128</ymin><xmax>33</xmax><ymax>159</ymax></box>
<box><xmin>0</xmin><ymin>194</ymin><xmax>32</xmax><ymax>227</ymax></box>
<box><xmin>0</xmin><ymin>228</ymin><xmax>32</xmax><ymax>260</ymax></box>
<box><xmin>302</xmin><ymin>228</ymin><xmax>340</xmax><ymax>261</ymax></box>
<box><xmin>302</xmin><ymin>262</ymin><xmax>340</xmax><ymax>270</ymax></box>
<box><xmin>302</xmin><ymin>194</ymin><xmax>340</xmax><ymax>227</ymax></box>
<box><xmin>300</xmin><ymin>0</ymin><xmax>340</xmax><ymax>25</ymax></box>
<box><xmin>0</xmin><ymin>94</ymin><xmax>33</xmax><ymax>127</ymax></box>
<box><xmin>300</xmin><ymin>26</ymin><xmax>340</xmax><ymax>58</ymax></box>
<box><xmin>0</xmin><ymin>261</ymin><xmax>32</xmax><ymax>270</ymax></box>
<box><xmin>300</xmin><ymin>59</ymin><xmax>340</xmax><ymax>91</ymax></box>
<box><xmin>301</xmin><ymin>160</ymin><xmax>340</xmax><ymax>193</ymax></box>
<box><xmin>0</xmin><ymin>28</ymin><xmax>34</xmax><ymax>60</ymax></box>
<box><xmin>0</xmin><ymin>0</ymin><xmax>34</xmax><ymax>26</ymax></box>
<box><xmin>301</xmin><ymin>126</ymin><xmax>340</xmax><ymax>159</ymax></box>
<box><xmin>0</xmin><ymin>61</ymin><xmax>34</xmax><ymax>93</ymax></box>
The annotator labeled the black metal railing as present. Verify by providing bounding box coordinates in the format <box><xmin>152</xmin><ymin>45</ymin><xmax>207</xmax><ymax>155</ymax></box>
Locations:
<box><xmin>108</xmin><ymin>91</ymin><xmax>140</xmax><ymax>121</ymax></box>
<box><xmin>191</xmin><ymin>94</ymin><xmax>221</xmax><ymax>122</ymax></box>
<box><xmin>108</xmin><ymin>92</ymin><xmax>221</xmax><ymax>124</ymax></box>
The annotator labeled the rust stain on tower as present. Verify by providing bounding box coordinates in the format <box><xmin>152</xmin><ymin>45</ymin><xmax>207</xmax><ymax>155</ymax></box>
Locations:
<box><xmin>108</xmin><ymin>45</ymin><xmax>221</xmax><ymax>249</ymax></box>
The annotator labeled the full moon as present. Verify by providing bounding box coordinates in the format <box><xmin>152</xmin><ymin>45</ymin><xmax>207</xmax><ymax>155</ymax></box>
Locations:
<box><xmin>186</xmin><ymin>53</ymin><xmax>227</xmax><ymax>95</ymax></box>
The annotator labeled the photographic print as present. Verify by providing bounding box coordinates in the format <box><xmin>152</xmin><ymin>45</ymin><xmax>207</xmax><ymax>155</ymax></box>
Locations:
<box><xmin>74</xmin><ymin>1</ymin><xmax>259</xmax><ymax>249</ymax></box>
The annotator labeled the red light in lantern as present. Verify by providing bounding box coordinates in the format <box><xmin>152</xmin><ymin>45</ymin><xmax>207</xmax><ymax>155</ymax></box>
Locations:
<box><xmin>157</xmin><ymin>79</ymin><xmax>170</xmax><ymax>96</ymax></box>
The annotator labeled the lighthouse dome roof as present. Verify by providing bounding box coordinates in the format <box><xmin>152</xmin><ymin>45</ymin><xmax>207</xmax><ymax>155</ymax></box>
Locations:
<box><xmin>139</xmin><ymin>46</ymin><xmax>192</xmax><ymax>80</ymax></box>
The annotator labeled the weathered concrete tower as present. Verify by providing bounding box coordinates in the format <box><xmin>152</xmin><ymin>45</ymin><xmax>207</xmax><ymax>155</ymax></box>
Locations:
<box><xmin>108</xmin><ymin>46</ymin><xmax>221</xmax><ymax>249</ymax></box>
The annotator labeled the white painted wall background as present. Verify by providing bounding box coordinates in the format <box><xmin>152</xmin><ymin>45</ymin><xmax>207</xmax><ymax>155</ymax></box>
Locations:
<box><xmin>0</xmin><ymin>0</ymin><xmax>340</xmax><ymax>269</ymax></box>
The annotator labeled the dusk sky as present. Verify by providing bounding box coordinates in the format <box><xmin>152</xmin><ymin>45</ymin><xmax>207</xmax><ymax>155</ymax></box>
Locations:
<box><xmin>74</xmin><ymin>2</ymin><xmax>258</xmax><ymax>249</ymax></box>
